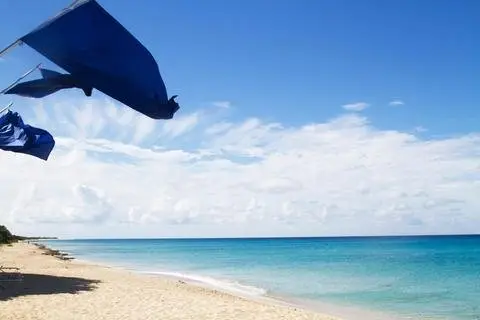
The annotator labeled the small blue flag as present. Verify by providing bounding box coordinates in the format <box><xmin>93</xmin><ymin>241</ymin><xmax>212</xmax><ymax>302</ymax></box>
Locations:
<box><xmin>0</xmin><ymin>110</ymin><xmax>55</xmax><ymax>161</ymax></box>
<box><xmin>4</xmin><ymin>68</ymin><xmax>93</xmax><ymax>98</ymax></box>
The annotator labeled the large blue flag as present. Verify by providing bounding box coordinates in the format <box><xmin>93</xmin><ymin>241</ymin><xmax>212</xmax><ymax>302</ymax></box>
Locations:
<box><xmin>0</xmin><ymin>110</ymin><xmax>55</xmax><ymax>161</ymax></box>
<box><xmin>4</xmin><ymin>0</ymin><xmax>180</xmax><ymax>120</ymax></box>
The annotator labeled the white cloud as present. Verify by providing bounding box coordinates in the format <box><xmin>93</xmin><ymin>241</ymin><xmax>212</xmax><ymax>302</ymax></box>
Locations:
<box><xmin>160</xmin><ymin>112</ymin><xmax>199</xmax><ymax>138</ymax></box>
<box><xmin>212</xmin><ymin>101</ymin><xmax>232</xmax><ymax>109</ymax></box>
<box><xmin>0</xmin><ymin>97</ymin><xmax>479</xmax><ymax>239</ymax></box>
<box><xmin>342</xmin><ymin>102</ymin><xmax>369</xmax><ymax>112</ymax></box>
<box><xmin>414</xmin><ymin>126</ymin><xmax>427</xmax><ymax>133</ymax></box>
<box><xmin>389</xmin><ymin>99</ymin><xmax>405</xmax><ymax>106</ymax></box>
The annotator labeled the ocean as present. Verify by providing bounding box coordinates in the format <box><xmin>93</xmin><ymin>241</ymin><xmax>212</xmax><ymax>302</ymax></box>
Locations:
<box><xmin>40</xmin><ymin>235</ymin><xmax>480</xmax><ymax>320</ymax></box>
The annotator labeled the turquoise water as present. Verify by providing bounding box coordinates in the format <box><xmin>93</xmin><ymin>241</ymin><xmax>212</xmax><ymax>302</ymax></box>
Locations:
<box><xmin>41</xmin><ymin>236</ymin><xmax>480</xmax><ymax>320</ymax></box>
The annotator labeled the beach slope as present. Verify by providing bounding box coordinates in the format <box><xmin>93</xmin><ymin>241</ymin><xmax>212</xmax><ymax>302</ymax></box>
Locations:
<box><xmin>0</xmin><ymin>242</ymin><xmax>338</xmax><ymax>320</ymax></box>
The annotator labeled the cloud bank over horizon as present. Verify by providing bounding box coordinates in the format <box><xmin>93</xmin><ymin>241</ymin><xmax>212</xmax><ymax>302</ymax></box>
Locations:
<box><xmin>0</xmin><ymin>97</ymin><xmax>479</xmax><ymax>239</ymax></box>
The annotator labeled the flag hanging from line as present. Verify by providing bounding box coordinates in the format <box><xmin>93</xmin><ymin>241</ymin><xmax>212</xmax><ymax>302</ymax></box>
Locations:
<box><xmin>0</xmin><ymin>109</ymin><xmax>55</xmax><ymax>161</ymax></box>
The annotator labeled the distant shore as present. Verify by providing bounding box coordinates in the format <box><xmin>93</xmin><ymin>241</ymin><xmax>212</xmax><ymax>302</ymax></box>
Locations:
<box><xmin>0</xmin><ymin>242</ymin><xmax>339</xmax><ymax>320</ymax></box>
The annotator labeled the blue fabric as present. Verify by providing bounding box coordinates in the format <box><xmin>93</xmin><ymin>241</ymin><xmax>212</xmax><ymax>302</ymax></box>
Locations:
<box><xmin>0</xmin><ymin>110</ymin><xmax>55</xmax><ymax>160</ymax></box>
<box><xmin>19</xmin><ymin>0</ymin><xmax>179</xmax><ymax>119</ymax></box>
<box><xmin>5</xmin><ymin>68</ymin><xmax>92</xmax><ymax>98</ymax></box>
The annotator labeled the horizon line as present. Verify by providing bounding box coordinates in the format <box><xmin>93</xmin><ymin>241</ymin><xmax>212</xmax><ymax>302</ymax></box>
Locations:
<box><xmin>39</xmin><ymin>233</ymin><xmax>480</xmax><ymax>241</ymax></box>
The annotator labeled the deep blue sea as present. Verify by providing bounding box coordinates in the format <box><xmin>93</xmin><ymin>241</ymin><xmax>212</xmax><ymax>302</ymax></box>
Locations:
<box><xmin>40</xmin><ymin>236</ymin><xmax>480</xmax><ymax>320</ymax></box>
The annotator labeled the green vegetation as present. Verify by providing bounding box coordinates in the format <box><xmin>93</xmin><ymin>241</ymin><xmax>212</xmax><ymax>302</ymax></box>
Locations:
<box><xmin>0</xmin><ymin>225</ymin><xmax>15</xmax><ymax>244</ymax></box>
<box><xmin>0</xmin><ymin>225</ymin><xmax>57</xmax><ymax>245</ymax></box>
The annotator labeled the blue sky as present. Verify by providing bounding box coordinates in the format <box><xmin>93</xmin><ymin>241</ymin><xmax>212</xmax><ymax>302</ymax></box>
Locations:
<box><xmin>0</xmin><ymin>0</ymin><xmax>479</xmax><ymax>134</ymax></box>
<box><xmin>0</xmin><ymin>1</ymin><xmax>479</xmax><ymax>238</ymax></box>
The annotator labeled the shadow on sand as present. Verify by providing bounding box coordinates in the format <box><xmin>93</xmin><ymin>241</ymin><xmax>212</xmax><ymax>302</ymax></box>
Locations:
<box><xmin>0</xmin><ymin>273</ymin><xmax>101</xmax><ymax>301</ymax></box>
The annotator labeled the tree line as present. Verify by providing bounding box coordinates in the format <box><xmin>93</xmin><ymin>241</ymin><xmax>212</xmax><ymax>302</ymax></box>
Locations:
<box><xmin>0</xmin><ymin>225</ymin><xmax>57</xmax><ymax>244</ymax></box>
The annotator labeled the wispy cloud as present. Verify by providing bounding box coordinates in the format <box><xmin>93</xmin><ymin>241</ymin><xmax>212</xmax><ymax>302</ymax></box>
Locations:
<box><xmin>1</xmin><ymin>97</ymin><xmax>479</xmax><ymax>238</ymax></box>
<box><xmin>342</xmin><ymin>102</ymin><xmax>370</xmax><ymax>112</ymax></box>
<box><xmin>160</xmin><ymin>112</ymin><xmax>200</xmax><ymax>138</ymax></box>
<box><xmin>212</xmin><ymin>101</ymin><xmax>232</xmax><ymax>109</ymax></box>
<box><xmin>414</xmin><ymin>126</ymin><xmax>427</xmax><ymax>133</ymax></box>
<box><xmin>389</xmin><ymin>99</ymin><xmax>405</xmax><ymax>106</ymax></box>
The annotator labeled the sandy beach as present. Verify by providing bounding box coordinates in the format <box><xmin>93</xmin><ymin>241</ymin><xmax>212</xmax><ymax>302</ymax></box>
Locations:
<box><xmin>0</xmin><ymin>242</ymin><xmax>339</xmax><ymax>320</ymax></box>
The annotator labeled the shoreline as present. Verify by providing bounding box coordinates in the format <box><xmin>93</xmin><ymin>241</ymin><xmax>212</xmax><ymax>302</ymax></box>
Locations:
<box><xmin>1</xmin><ymin>241</ymin><xmax>341</xmax><ymax>320</ymax></box>
<box><xmin>29</xmin><ymin>240</ymin><xmax>405</xmax><ymax>320</ymax></box>
<box><xmin>29</xmin><ymin>242</ymin><xmax>326</xmax><ymax>311</ymax></box>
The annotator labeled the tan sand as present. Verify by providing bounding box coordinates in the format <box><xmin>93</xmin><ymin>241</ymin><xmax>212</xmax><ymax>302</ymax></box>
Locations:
<box><xmin>0</xmin><ymin>242</ymin><xmax>340</xmax><ymax>320</ymax></box>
